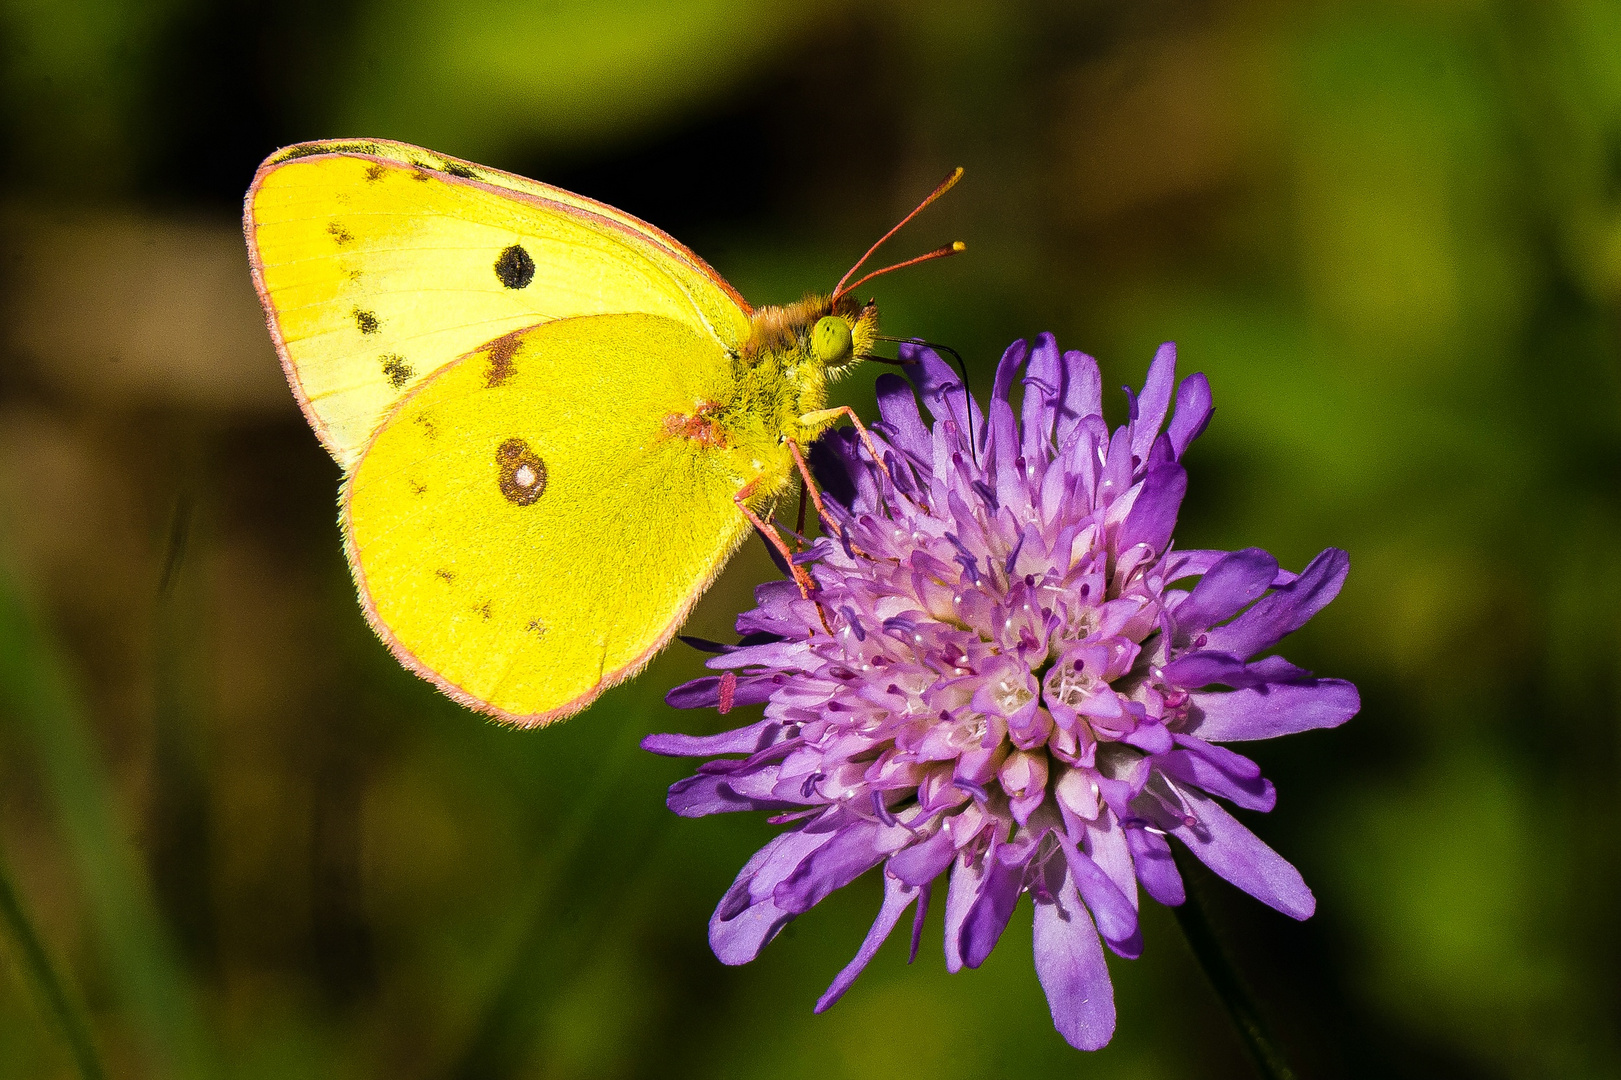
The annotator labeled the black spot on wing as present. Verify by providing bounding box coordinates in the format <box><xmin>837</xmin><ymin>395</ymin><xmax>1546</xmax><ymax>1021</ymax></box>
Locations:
<box><xmin>327</xmin><ymin>221</ymin><xmax>354</xmax><ymax>245</ymax></box>
<box><xmin>380</xmin><ymin>354</ymin><xmax>413</xmax><ymax>388</ymax></box>
<box><xmin>496</xmin><ymin>438</ymin><xmax>547</xmax><ymax>506</ymax></box>
<box><xmin>442</xmin><ymin>161</ymin><xmax>479</xmax><ymax>179</ymax></box>
<box><xmin>435</xmin><ymin>568</ymin><xmax>456</xmax><ymax>583</ymax></box>
<box><xmin>414</xmin><ymin>414</ymin><xmax>438</xmax><ymax>439</ymax></box>
<box><xmin>364</xmin><ymin>163</ymin><xmax>386</xmax><ymax>183</ymax></box>
<box><xmin>409</xmin><ymin>480</ymin><xmax>426</xmax><ymax>496</ymax></box>
<box><xmin>494</xmin><ymin>244</ymin><xmax>535</xmax><ymax>290</ymax></box>
<box><xmin>476</xmin><ymin>600</ymin><xmax>493</xmax><ymax>621</ymax></box>
<box><xmin>354</xmin><ymin>308</ymin><xmax>380</xmax><ymax>334</ymax></box>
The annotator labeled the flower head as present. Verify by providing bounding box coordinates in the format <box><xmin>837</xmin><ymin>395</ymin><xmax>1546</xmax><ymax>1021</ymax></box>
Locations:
<box><xmin>644</xmin><ymin>336</ymin><xmax>1358</xmax><ymax>1050</ymax></box>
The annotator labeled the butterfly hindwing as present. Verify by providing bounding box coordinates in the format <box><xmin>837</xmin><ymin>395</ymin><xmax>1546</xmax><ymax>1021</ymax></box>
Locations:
<box><xmin>343</xmin><ymin>313</ymin><xmax>758</xmax><ymax>725</ymax></box>
<box><xmin>246</xmin><ymin>140</ymin><xmax>753</xmax><ymax>468</ymax></box>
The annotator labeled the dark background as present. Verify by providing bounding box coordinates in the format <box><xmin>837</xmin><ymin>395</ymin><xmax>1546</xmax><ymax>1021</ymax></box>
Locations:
<box><xmin>2</xmin><ymin>1</ymin><xmax>1619</xmax><ymax>1078</ymax></box>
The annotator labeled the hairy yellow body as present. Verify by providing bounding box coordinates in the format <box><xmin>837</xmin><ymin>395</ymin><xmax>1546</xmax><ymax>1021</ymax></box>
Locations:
<box><xmin>245</xmin><ymin>140</ymin><xmax>877</xmax><ymax>724</ymax></box>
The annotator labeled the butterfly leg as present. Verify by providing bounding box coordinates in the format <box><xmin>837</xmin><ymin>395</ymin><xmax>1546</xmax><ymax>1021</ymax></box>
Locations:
<box><xmin>784</xmin><ymin>439</ymin><xmax>842</xmax><ymax>536</ymax></box>
<box><xmin>797</xmin><ymin>405</ymin><xmax>930</xmax><ymax>512</ymax></box>
<box><xmin>734</xmin><ymin>484</ymin><xmax>820</xmax><ymax>601</ymax></box>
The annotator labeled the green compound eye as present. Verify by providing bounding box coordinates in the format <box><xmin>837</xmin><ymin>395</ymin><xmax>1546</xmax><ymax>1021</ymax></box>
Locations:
<box><xmin>811</xmin><ymin>315</ymin><xmax>854</xmax><ymax>365</ymax></box>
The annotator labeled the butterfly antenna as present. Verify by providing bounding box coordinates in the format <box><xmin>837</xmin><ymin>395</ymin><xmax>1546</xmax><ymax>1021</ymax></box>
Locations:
<box><xmin>872</xmin><ymin>336</ymin><xmax>979</xmax><ymax>463</ymax></box>
<box><xmin>837</xmin><ymin>242</ymin><xmax>966</xmax><ymax>298</ymax></box>
<box><xmin>832</xmin><ymin>167</ymin><xmax>965</xmax><ymax>303</ymax></box>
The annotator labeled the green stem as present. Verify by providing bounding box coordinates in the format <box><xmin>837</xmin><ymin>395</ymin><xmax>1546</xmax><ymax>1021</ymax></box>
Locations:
<box><xmin>0</xmin><ymin>563</ymin><xmax>218</xmax><ymax>1080</ymax></box>
<box><xmin>0</xmin><ymin>851</ymin><xmax>106</xmax><ymax>1080</ymax></box>
<box><xmin>1170</xmin><ymin>849</ymin><xmax>1298</xmax><ymax>1080</ymax></box>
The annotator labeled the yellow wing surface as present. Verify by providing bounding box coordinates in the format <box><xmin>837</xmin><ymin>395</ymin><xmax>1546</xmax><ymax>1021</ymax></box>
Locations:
<box><xmin>347</xmin><ymin>314</ymin><xmax>758</xmax><ymax>726</ymax></box>
<box><xmin>245</xmin><ymin>139</ymin><xmax>753</xmax><ymax>468</ymax></box>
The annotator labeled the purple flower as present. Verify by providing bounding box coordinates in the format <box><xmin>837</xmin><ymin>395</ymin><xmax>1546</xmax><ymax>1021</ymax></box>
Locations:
<box><xmin>644</xmin><ymin>336</ymin><xmax>1358</xmax><ymax>1050</ymax></box>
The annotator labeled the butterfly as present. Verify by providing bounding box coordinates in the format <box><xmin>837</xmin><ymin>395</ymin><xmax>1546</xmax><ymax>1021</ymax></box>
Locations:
<box><xmin>244</xmin><ymin>139</ymin><xmax>962</xmax><ymax>726</ymax></box>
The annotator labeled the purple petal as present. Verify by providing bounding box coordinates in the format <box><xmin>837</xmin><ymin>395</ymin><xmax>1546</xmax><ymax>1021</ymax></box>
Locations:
<box><xmin>887</xmin><ymin>827</ymin><xmax>957</xmax><ymax>887</ymax></box>
<box><xmin>1116</xmin><ymin>464</ymin><xmax>1186</xmax><ymax>556</ymax></box>
<box><xmin>1081</xmin><ymin>809</ymin><xmax>1137</xmax><ymax>913</ymax></box>
<box><xmin>910</xmin><ymin>882</ymin><xmax>931</xmax><ymax>962</ymax></box>
<box><xmin>1167</xmin><ymin>372</ymin><xmax>1213</xmax><ymax>458</ymax></box>
<box><xmin>709</xmin><ymin>640</ymin><xmax>807</xmax><ymax>671</ymax></box>
<box><xmin>1126</xmin><ymin>827</ymin><xmax>1185</xmax><ymax>906</ymax></box>
<box><xmin>1055</xmin><ymin>350</ymin><xmax>1102</xmax><ymax>447</ymax></box>
<box><xmin>1188</xmin><ymin>679</ymin><xmax>1360</xmax><ymax>741</ymax></box>
<box><xmin>1130</xmin><ymin>342</ymin><xmax>1177</xmax><ymax>463</ymax></box>
<box><xmin>667</xmin><ymin>770</ymin><xmax>799</xmax><ymax>817</ymax></box>
<box><xmin>1171</xmin><ymin>548</ymin><xmax>1279</xmax><ymax>639</ymax></box>
<box><xmin>1033</xmin><ymin>868</ymin><xmax>1117</xmax><ymax>1051</ymax></box>
<box><xmin>709</xmin><ymin>899</ymin><xmax>796</xmax><ymax>966</ymax></box>
<box><xmin>943</xmin><ymin>855</ymin><xmax>980</xmax><ymax>973</ymax></box>
<box><xmin>1057</xmin><ymin>835</ymin><xmax>1139</xmax><ymax>954</ymax></box>
<box><xmin>959</xmin><ymin>848</ymin><xmax>1024</xmax><ymax>969</ymax></box>
<box><xmin>710</xmin><ymin>829</ymin><xmax>832</xmax><ymax>964</ymax></box>
<box><xmin>1165</xmin><ymin>549</ymin><xmax>1226</xmax><ymax>583</ymax></box>
<box><xmin>1244</xmin><ymin>655</ymin><xmax>1313</xmax><ymax>683</ymax></box>
<box><xmin>814</xmin><ymin>876</ymin><xmax>918</xmax><ymax>1012</ymax></box>
<box><xmin>735</xmin><ymin>581</ymin><xmax>803</xmax><ymax>636</ymax></box>
<box><xmin>1122</xmin><ymin>720</ymin><xmax>1173</xmax><ymax>755</ymax></box>
<box><xmin>1170</xmin><ymin>733</ymin><xmax>1263</xmax><ymax>778</ymax></box>
<box><xmin>1159</xmin><ymin>650</ymin><xmax>1251</xmax><ymax>689</ymax></box>
<box><xmin>874</xmin><ymin>373</ymin><xmax>930</xmax><ymax>460</ymax></box>
<box><xmin>774</xmin><ymin>820</ymin><xmax>885</xmax><ymax>914</ymax></box>
<box><xmin>642</xmin><ymin>716</ymin><xmax>780</xmax><ymax>757</ymax></box>
<box><xmin>1171</xmin><ymin>789</ymin><xmax>1314</xmax><ymax>920</ymax></box>
<box><xmin>1144</xmin><ymin>431</ymin><xmax>1175</xmax><ymax>472</ymax></box>
<box><xmin>906</xmin><ymin>343</ymin><xmax>983</xmax><ymax>441</ymax></box>
<box><xmin>988</xmin><ymin>398</ymin><xmax>1021</xmax><ymax>501</ymax></box>
<box><xmin>1156</xmin><ymin>749</ymin><xmax>1275</xmax><ymax>812</ymax></box>
<box><xmin>992</xmin><ymin>339</ymin><xmax>1027</xmax><ymax>411</ymax></box>
<box><xmin>1202</xmin><ymin>548</ymin><xmax>1349</xmax><ymax>660</ymax></box>
<box><xmin>1022</xmin><ymin>333</ymin><xmax>1061</xmax><ymax>456</ymax></box>
<box><xmin>716</xmin><ymin>829</ymin><xmax>820</xmax><ymax>919</ymax></box>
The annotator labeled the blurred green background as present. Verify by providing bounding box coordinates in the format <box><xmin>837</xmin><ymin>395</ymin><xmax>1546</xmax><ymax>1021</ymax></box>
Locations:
<box><xmin>2</xmin><ymin>1</ymin><xmax>1620</xmax><ymax>1077</ymax></box>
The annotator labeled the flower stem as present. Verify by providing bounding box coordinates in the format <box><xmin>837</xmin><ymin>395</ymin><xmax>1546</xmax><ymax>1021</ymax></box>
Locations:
<box><xmin>0</xmin><ymin>850</ymin><xmax>106</xmax><ymax>1080</ymax></box>
<box><xmin>1170</xmin><ymin>849</ymin><xmax>1297</xmax><ymax>1080</ymax></box>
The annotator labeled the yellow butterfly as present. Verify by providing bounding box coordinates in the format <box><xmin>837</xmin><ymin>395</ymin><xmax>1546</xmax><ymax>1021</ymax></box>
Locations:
<box><xmin>244</xmin><ymin>139</ymin><xmax>961</xmax><ymax>726</ymax></box>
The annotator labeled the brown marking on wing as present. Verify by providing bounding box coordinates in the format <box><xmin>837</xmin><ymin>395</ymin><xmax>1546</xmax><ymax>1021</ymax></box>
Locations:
<box><xmin>485</xmin><ymin>332</ymin><xmax>523</xmax><ymax>388</ymax></box>
<box><xmin>662</xmin><ymin>403</ymin><xmax>729</xmax><ymax>449</ymax></box>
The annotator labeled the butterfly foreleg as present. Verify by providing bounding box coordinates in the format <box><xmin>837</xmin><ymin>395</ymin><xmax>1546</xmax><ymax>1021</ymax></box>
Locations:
<box><xmin>784</xmin><ymin>439</ymin><xmax>838</xmax><ymax>536</ymax></box>
<box><xmin>797</xmin><ymin>404</ymin><xmax>930</xmax><ymax>513</ymax></box>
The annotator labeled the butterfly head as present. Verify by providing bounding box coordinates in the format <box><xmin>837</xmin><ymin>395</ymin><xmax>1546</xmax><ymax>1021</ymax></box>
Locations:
<box><xmin>809</xmin><ymin>294</ymin><xmax>879</xmax><ymax>372</ymax></box>
<box><xmin>740</xmin><ymin>291</ymin><xmax>875</xmax><ymax>374</ymax></box>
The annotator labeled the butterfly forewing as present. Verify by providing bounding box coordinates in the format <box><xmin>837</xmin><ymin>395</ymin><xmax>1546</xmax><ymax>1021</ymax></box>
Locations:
<box><xmin>246</xmin><ymin>141</ymin><xmax>752</xmax><ymax>468</ymax></box>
